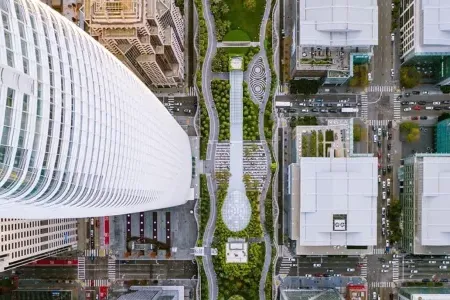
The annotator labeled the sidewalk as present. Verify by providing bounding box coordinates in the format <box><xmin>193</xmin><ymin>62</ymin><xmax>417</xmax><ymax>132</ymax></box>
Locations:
<box><xmin>77</xmin><ymin>219</ymin><xmax>87</xmax><ymax>252</ymax></box>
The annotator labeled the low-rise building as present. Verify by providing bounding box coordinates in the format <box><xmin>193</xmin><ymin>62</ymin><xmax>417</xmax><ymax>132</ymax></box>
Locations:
<box><xmin>398</xmin><ymin>287</ymin><xmax>450</xmax><ymax>300</ymax></box>
<box><xmin>400</xmin><ymin>154</ymin><xmax>450</xmax><ymax>255</ymax></box>
<box><xmin>290</xmin><ymin>0</ymin><xmax>378</xmax><ymax>85</ymax></box>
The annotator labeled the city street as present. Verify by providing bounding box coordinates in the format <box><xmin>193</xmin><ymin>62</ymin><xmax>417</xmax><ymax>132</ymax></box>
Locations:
<box><xmin>372</xmin><ymin>0</ymin><xmax>393</xmax><ymax>85</ymax></box>
<box><xmin>399</xmin><ymin>256</ymin><xmax>450</xmax><ymax>281</ymax></box>
<box><xmin>11</xmin><ymin>266</ymin><xmax>78</xmax><ymax>280</ymax></box>
<box><xmin>276</xmin><ymin>256</ymin><xmax>363</xmax><ymax>277</ymax></box>
<box><xmin>115</xmin><ymin>260</ymin><xmax>197</xmax><ymax>280</ymax></box>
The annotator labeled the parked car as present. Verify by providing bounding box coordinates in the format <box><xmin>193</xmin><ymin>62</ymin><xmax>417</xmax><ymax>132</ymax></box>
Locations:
<box><xmin>387</xmin><ymin>178</ymin><xmax>391</xmax><ymax>187</ymax></box>
<box><xmin>434</xmin><ymin>107</ymin><xmax>442</xmax><ymax>111</ymax></box>
<box><xmin>412</xmin><ymin>105</ymin><xmax>422</xmax><ymax>110</ymax></box>
<box><xmin>420</xmin><ymin>116</ymin><xmax>428</xmax><ymax>120</ymax></box>
<box><xmin>347</xmin><ymin>268</ymin><xmax>355</xmax><ymax>272</ymax></box>
<box><xmin>411</xmin><ymin>270</ymin><xmax>418</xmax><ymax>273</ymax></box>
<box><xmin>382</xmin><ymin>207</ymin><xmax>386</xmax><ymax>216</ymax></box>
<box><xmin>429</xmin><ymin>261</ymin><xmax>437</xmax><ymax>264</ymax></box>
<box><xmin>418</xmin><ymin>101</ymin><xmax>426</xmax><ymax>105</ymax></box>
<box><xmin>403</xmin><ymin>107</ymin><xmax>412</xmax><ymax>112</ymax></box>
<box><xmin>313</xmin><ymin>263</ymin><xmax>321</xmax><ymax>267</ymax></box>
<box><xmin>433</xmin><ymin>101</ymin><xmax>441</xmax><ymax>105</ymax></box>
<box><xmin>301</xmin><ymin>109</ymin><xmax>309</xmax><ymax>112</ymax></box>
<box><xmin>440</xmin><ymin>265</ymin><xmax>448</xmax><ymax>269</ymax></box>
<box><xmin>425</xmin><ymin>106</ymin><xmax>433</xmax><ymax>110</ymax></box>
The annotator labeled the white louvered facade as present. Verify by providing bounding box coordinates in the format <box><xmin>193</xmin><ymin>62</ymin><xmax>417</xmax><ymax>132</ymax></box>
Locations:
<box><xmin>0</xmin><ymin>0</ymin><xmax>192</xmax><ymax>219</ymax></box>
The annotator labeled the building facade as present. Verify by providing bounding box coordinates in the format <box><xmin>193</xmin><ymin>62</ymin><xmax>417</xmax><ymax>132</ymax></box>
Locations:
<box><xmin>400</xmin><ymin>154</ymin><xmax>450</xmax><ymax>254</ymax></box>
<box><xmin>436</xmin><ymin>119</ymin><xmax>450</xmax><ymax>153</ymax></box>
<box><xmin>83</xmin><ymin>0</ymin><xmax>184</xmax><ymax>88</ymax></box>
<box><xmin>0</xmin><ymin>0</ymin><xmax>192</xmax><ymax>219</ymax></box>
<box><xmin>0</xmin><ymin>218</ymin><xmax>77</xmax><ymax>272</ymax></box>
<box><xmin>40</xmin><ymin>0</ymin><xmax>85</xmax><ymax>29</ymax></box>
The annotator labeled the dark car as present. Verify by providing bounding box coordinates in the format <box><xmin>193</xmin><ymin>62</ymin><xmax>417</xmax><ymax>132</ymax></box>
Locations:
<box><xmin>434</xmin><ymin>107</ymin><xmax>442</xmax><ymax>110</ymax></box>
<box><xmin>308</xmin><ymin>103</ymin><xmax>314</xmax><ymax>107</ymax></box>
<box><xmin>323</xmin><ymin>274</ymin><xmax>331</xmax><ymax>277</ymax></box>
<box><xmin>344</xmin><ymin>103</ymin><xmax>351</xmax><ymax>107</ymax></box>
<box><xmin>418</xmin><ymin>101</ymin><xmax>426</xmax><ymax>105</ymax></box>
<box><xmin>441</xmin><ymin>278</ymin><xmax>449</xmax><ymax>283</ymax></box>
<box><xmin>387</xmin><ymin>165</ymin><xmax>392</xmax><ymax>173</ymax></box>
<box><xmin>311</xmin><ymin>108</ymin><xmax>319</xmax><ymax>112</ymax></box>
<box><xmin>388</xmin><ymin>121</ymin><xmax>392</xmax><ymax>129</ymax></box>
<box><xmin>387</xmin><ymin>187</ymin><xmax>391</xmax><ymax>196</ymax></box>
<box><xmin>326</xmin><ymin>103</ymin><xmax>333</xmax><ymax>107</ymax></box>
<box><xmin>401</xmin><ymin>101</ymin><xmax>409</xmax><ymax>105</ymax></box>
<box><xmin>387</xmin><ymin>143</ymin><xmax>391</xmax><ymax>150</ymax></box>
<box><xmin>377</xmin><ymin>140</ymin><xmax>381</xmax><ymax>148</ymax></box>
<box><xmin>329</xmin><ymin>109</ymin><xmax>337</xmax><ymax>113</ymax></box>
<box><xmin>382</xmin><ymin>168</ymin><xmax>387</xmax><ymax>175</ymax></box>
<box><xmin>388</xmin><ymin>133</ymin><xmax>392</xmax><ymax>140</ymax></box>
<box><xmin>422</xmin><ymin>279</ymin><xmax>430</xmax><ymax>283</ymax></box>
<box><xmin>412</xmin><ymin>91</ymin><xmax>420</xmax><ymax>95</ymax></box>
<box><xmin>372</xmin><ymin>125</ymin><xmax>376</xmax><ymax>132</ymax></box>
<box><xmin>443</xmin><ymin>100</ymin><xmax>450</xmax><ymax>104</ymax></box>
<box><xmin>420</xmin><ymin>116</ymin><xmax>428</xmax><ymax>120</ymax></box>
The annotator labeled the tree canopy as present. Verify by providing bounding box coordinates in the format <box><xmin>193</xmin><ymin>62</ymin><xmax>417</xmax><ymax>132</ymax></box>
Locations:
<box><xmin>400</xmin><ymin>66</ymin><xmax>421</xmax><ymax>89</ymax></box>
<box><xmin>289</xmin><ymin>79</ymin><xmax>321</xmax><ymax>95</ymax></box>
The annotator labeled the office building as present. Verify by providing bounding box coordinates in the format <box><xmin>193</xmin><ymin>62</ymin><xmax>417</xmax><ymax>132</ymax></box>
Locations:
<box><xmin>40</xmin><ymin>0</ymin><xmax>84</xmax><ymax>28</ymax></box>
<box><xmin>436</xmin><ymin>119</ymin><xmax>450</xmax><ymax>153</ymax></box>
<box><xmin>400</xmin><ymin>154</ymin><xmax>450</xmax><ymax>254</ymax></box>
<box><xmin>0</xmin><ymin>218</ymin><xmax>77</xmax><ymax>272</ymax></box>
<box><xmin>0</xmin><ymin>0</ymin><xmax>192</xmax><ymax>219</ymax></box>
<box><xmin>400</xmin><ymin>0</ymin><xmax>450</xmax><ymax>85</ymax></box>
<box><xmin>290</xmin><ymin>0</ymin><xmax>378</xmax><ymax>85</ymax></box>
<box><xmin>398</xmin><ymin>287</ymin><xmax>450</xmax><ymax>300</ymax></box>
<box><xmin>83</xmin><ymin>0</ymin><xmax>184</xmax><ymax>88</ymax></box>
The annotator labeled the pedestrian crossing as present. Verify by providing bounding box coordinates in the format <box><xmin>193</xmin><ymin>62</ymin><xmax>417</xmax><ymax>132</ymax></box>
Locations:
<box><xmin>85</xmin><ymin>279</ymin><xmax>109</xmax><ymax>287</ymax></box>
<box><xmin>278</xmin><ymin>257</ymin><xmax>294</xmax><ymax>276</ymax></box>
<box><xmin>188</xmin><ymin>86</ymin><xmax>197</xmax><ymax>96</ymax></box>
<box><xmin>367</xmin><ymin>120</ymin><xmax>390</xmax><ymax>127</ymax></box>
<box><xmin>392</xmin><ymin>258</ymin><xmax>400</xmax><ymax>281</ymax></box>
<box><xmin>108</xmin><ymin>258</ymin><xmax>116</xmax><ymax>280</ymax></box>
<box><xmin>373</xmin><ymin>247</ymin><xmax>387</xmax><ymax>255</ymax></box>
<box><xmin>370</xmin><ymin>281</ymin><xmax>396</xmax><ymax>288</ymax></box>
<box><xmin>360</xmin><ymin>257</ymin><xmax>368</xmax><ymax>277</ymax></box>
<box><xmin>85</xmin><ymin>249</ymin><xmax>99</xmax><ymax>257</ymax></box>
<box><xmin>393</xmin><ymin>93</ymin><xmax>401</xmax><ymax>120</ymax></box>
<box><xmin>77</xmin><ymin>256</ymin><xmax>85</xmax><ymax>280</ymax></box>
<box><xmin>360</xmin><ymin>94</ymin><xmax>368</xmax><ymax>119</ymax></box>
<box><xmin>368</xmin><ymin>85</ymin><xmax>396</xmax><ymax>93</ymax></box>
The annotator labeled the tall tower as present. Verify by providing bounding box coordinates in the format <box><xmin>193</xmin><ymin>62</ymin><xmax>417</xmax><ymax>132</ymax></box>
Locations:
<box><xmin>83</xmin><ymin>0</ymin><xmax>184</xmax><ymax>88</ymax></box>
<box><xmin>0</xmin><ymin>0</ymin><xmax>192</xmax><ymax>219</ymax></box>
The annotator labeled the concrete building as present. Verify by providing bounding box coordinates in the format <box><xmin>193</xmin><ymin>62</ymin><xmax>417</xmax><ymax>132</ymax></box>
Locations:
<box><xmin>40</xmin><ymin>0</ymin><xmax>85</xmax><ymax>29</ymax></box>
<box><xmin>398</xmin><ymin>287</ymin><xmax>450</xmax><ymax>300</ymax></box>
<box><xmin>0</xmin><ymin>218</ymin><xmax>77</xmax><ymax>272</ymax></box>
<box><xmin>435</xmin><ymin>119</ymin><xmax>450</xmax><ymax>153</ymax></box>
<box><xmin>400</xmin><ymin>154</ymin><xmax>450</xmax><ymax>255</ymax></box>
<box><xmin>83</xmin><ymin>0</ymin><xmax>184</xmax><ymax>88</ymax></box>
<box><xmin>0</xmin><ymin>0</ymin><xmax>192</xmax><ymax>218</ymax></box>
<box><xmin>399</xmin><ymin>0</ymin><xmax>450</xmax><ymax>85</ymax></box>
<box><xmin>290</xmin><ymin>0</ymin><xmax>378</xmax><ymax>85</ymax></box>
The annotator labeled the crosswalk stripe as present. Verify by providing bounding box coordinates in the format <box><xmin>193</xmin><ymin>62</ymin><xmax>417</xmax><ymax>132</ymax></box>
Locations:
<box><xmin>108</xmin><ymin>258</ymin><xmax>116</xmax><ymax>280</ymax></box>
<box><xmin>360</xmin><ymin>94</ymin><xmax>368</xmax><ymax>119</ymax></box>
<box><xmin>360</xmin><ymin>257</ymin><xmax>368</xmax><ymax>277</ymax></box>
<box><xmin>370</xmin><ymin>281</ymin><xmax>396</xmax><ymax>288</ymax></box>
<box><xmin>85</xmin><ymin>279</ymin><xmax>109</xmax><ymax>287</ymax></box>
<box><xmin>367</xmin><ymin>120</ymin><xmax>390</xmax><ymax>127</ymax></box>
<box><xmin>392</xmin><ymin>258</ymin><xmax>399</xmax><ymax>281</ymax></box>
<box><xmin>77</xmin><ymin>257</ymin><xmax>85</xmax><ymax>280</ymax></box>
<box><xmin>368</xmin><ymin>85</ymin><xmax>396</xmax><ymax>93</ymax></box>
<box><xmin>393</xmin><ymin>93</ymin><xmax>401</xmax><ymax>120</ymax></box>
<box><xmin>85</xmin><ymin>249</ymin><xmax>99</xmax><ymax>257</ymax></box>
<box><xmin>278</xmin><ymin>258</ymin><xmax>293</xmax><ymax>275</ymax></box>
<box><xmin>372</xmin><ymin>247</ymin><xmax>387</xmax><ymax>255</ymax></box>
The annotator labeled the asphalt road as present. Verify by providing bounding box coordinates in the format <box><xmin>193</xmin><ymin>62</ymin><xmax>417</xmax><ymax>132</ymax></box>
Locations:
<box><xmin>115</xmin><ymin>260</ymin><xmax>197</xmax><ymax>280</ymax></box>
<box><xmin>159</xmin><ymin>96</ymin><xmax>197</xmax><ymax>117</ymax></box>
<box><xmin>367</xmin><ymin>254</ymin><xmax>396</xmax><ymax>300</ymax></box>
<box><xmin>400</xmin><ymin>256</ymin><xmax>450</xmax><ymax>281</ymax></box>
<box><xmin>14</xmin><ymin>266</ymin><xmax>78</xmax><ymax>280</ymax></box>
<box><xmin>85</xmin><ymin>257</ymin><xmax>109</xmax><ymax>280</ymax></box>
<box><xmin>277</xmin><ymin>256</ymin><xmax>363</xmax><ymax>277</ymax></box>
<box><xmin>372</xmin><ymin>0</ymin><xmax>393</xmax><ymax>85</ymax></box>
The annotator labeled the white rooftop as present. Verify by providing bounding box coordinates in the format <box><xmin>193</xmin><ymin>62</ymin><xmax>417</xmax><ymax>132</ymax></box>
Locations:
<box><xmin>298</xmin><ymin>0</ymin><xmax>378</xmax><ymax>46</ymax></box>
<box><xmin>419</xmin><ymin>0</ymin><xmax>450</xmax><ymax>48</ymax></box>
<box><xmin>421</xmin><ymin>156</ymin><xmax>450</xmax><ymax>246</ymax></box>
<box><xmin>299</xmin><ymin>157</ymin><xmax>377</xmax><ymax>246</ymax></box>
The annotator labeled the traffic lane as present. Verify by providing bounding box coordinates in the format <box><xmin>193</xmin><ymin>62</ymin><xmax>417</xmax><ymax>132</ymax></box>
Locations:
<box><xmin>283</xmin><ymin>110</ymin><xmax>358</xmax><ymax>119</ymax></box>
<box><xmin>116</xmin><ymin>261</ymin><xmax>197</xmax><ymax>279</ymax></box>
<box><xmin>276</xmin><ymin>94</ymin><xmax>358</xmax><ymax>103</ymax></box>
<box><xmin>16</xmin><ymin>267</ymin><xmax>77</xmax><ymax>279</ymax></box>
<box><xmin>295</xmin><ymin>256</ymin><xmax>361</xmax><ymax>264</ymax></box>
<box><xmin>400</xmin><ymin>94</ymin><xmax>449</xmax><ymax>101</ymax></box>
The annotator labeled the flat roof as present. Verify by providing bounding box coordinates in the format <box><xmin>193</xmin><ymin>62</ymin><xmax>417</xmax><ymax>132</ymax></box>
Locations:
<box><xmin>421</xmin><ymin>0</ymin><xmax>450</xmax><ymax>47</ymax></box>
<box><xmin>298</xmin><ymin>0</ymin><xmax>378</xmax><ymax>46</ymax></box>
<box><xmin>299</xmin><ymin>157</ymin><xmax>378</xmax><ymax>246</ymax></box>
<box><xmin>421</xmin><ymin>156</ymin><xmax>450</xmax><ymax>246</ymax></box>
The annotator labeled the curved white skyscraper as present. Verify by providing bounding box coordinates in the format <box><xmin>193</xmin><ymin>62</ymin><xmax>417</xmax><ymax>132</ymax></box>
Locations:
<box><xmin>0</xmin><ymin>0</ymin><xmax>192</xmax><ymax>218</ymax></box>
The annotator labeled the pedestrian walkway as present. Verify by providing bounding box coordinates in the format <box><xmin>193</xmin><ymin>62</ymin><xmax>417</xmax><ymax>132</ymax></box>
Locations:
<box><xmin>85</xmin><ymin>249</ymin><xmax>99</xmax><ymax>257</ymax></box>
<box><xmin>188</xmin><ymin>87</ymin><xmax>196</xmax><ymax>96</ymax></box>
<box><xmin>370</xmin><ymin>281</ymin><xmax>396</xmax><ymax>288</ymax></box>
<box><xmin>392</xmin><ymin>258</ymin><xmax>399</xmax><ymax>281</ymax></box>
<box><xmin>368</xmin><ymin>85</ymin><xmax>396</xmax><ymax>93</ymax></box>
<box><xmin>393</xmin><ymin>93</ymin><xmax>401</xmax><ymax>120</ymax></box>
<box><xmin>367</xmin><ymin>120</ymin><xmax>390</xmax><ymax>127</ymax></box>
<box><xmin>360</xmin><ymin>257</ymin><xmax>368</xmax><ymax>277</ymax></box>
<box><xmin>278</xmin><ymin>258</ymin><xmax>293</xmax><ymax>276</ymax></box>
<box><xmin>372</xmin><ymin>247</ymin><xmax>387</xmax><ymax>255</ymax></box>
<box><xmin>360</xmin><ymin>94</ymin><xmax>368</xmax><ymax>119</ymax></box>
<box><xmin>108</xmin><ymin>258</ymin><xmax>116</xmax><ymax>280</ymax></box>
<box><xmin>85</xmin><ymin>279</ymin><xmax>109</xmax><ymax>287</ymax></box>
<box><xmin>77</xmin><ymin>257</ymin><xmax>85</xmax><ymax>280</ymax></box>
<box><xmin>276</xmin><ymin>84</ymin><xmax>286</xmax><ymax>96</ymax></box>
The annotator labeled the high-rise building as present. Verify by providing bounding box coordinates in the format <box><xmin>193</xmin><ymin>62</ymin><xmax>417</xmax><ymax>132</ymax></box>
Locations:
<box><xmin>0</xmin><ymin>218</ymin><xmax>77</xmax><ymax>272</ymax></box>
<box><xmin>290</xmin><ymin>0</ymin><xmax>378</xmax><ymax>85</ymax></box>
<box><xmin>400</xmin><ymin>154</ymin><xmax>450</xmax><ymax>254</ymax></box>
<box><xmin>399</xmin><ymin>0</ymin><xmax>450</xmax><ymax>85</ymax></box>
<box><xmin>40</xmin><ymin>0</ymin><xmax>85</xmax><ymax>29</ymax></box>
<box><xmin>435</xmin><ymin>119</ymin><xmax>450</xmax><ymax>153</ymax></box>
<box><xmin>0</xmin><ymin>0</ymin><xmax>192</xmax><ymax>219</ymax></box>
<box><xmin>82</xmin><ymin>0</ymin><xmax>184</xmax><ymax>88</ymax></box>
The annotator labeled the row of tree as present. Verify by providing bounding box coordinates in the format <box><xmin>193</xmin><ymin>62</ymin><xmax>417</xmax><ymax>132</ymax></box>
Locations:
<box><xmin>212</xmin><ymin>47</ymin><xmax>260</xmax><ymax>73</ymax></box>
<box><xmin>210</xmin><ymin>0</ymin><xmax>231</xmax><ymax>40</ymax></box>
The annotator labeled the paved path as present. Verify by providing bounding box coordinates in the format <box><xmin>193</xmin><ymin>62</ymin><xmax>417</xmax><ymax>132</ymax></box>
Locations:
<box><xmin>217</xmin><ymin>41</ymin><xmax>260</xmax><ymax>47</ymax></box>
<box><xmin>200</xmin><ymin>0</ymin><xmax>219</xmax><ymax>298</ymax></box>
<box><xmin>211</xmin><ymin>72</ymin><xmax>229</xmax><ymax>80</ymax></box>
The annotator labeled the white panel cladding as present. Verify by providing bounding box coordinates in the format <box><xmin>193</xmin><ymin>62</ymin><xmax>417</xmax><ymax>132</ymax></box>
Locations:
<box><xmin>0</xmin><ymin>0</ymin><xmax>192</xmax><ymax>218</ymax></box>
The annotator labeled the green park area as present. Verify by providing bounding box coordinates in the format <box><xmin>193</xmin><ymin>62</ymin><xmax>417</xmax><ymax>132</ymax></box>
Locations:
<box><xmin>212</xmin><ymin>47</ymin><xmax>260</xmax><ymax>72</ymax></box>
<box><xmin>300</xmin><ymin>130</ymin><xmax>334</xmax><ymax>157</ymax></box>
<box><xmin>210</xmin><ymin>0</ymin><xmax>266</xmax><ymax>41</ymax></box>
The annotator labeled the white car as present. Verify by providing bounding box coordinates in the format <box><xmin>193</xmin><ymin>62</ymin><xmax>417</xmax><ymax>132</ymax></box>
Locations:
<box><xmin>337</xmin><ymin>103</ymin><xmax>343</xmax><ymax>107</ymax></box>
<box><xmin>368</xmin><ymin>72</ymin><xmax>372</xmax><ymax>81</ymax></box>
<box><xmin>391</xmin><ymin>34</ymin><xmax>395</xmax><ymax>41</ymax></box>
<box><xmin>440</xmin><ymin>265</ymin><xmax>448</xmax><ymax>269</ymax></box>
<box><xmin>382</xmin><ymin>181</ymin><xmax>386</xmax><ymax>189</ymax></box>
<box><xmin>374</xmin><ymin>134</ymin><xmax>378</xmax><ymax>143</ymax></box>
<box><xmin>378</xmin><ymin>127</ymin><xmax>382</xmax><ymax>136</ymax></box>
<box><xmin>411</xmin><ymin>270</ymin><xmax>418</xmax><ymax>273</ymax></box>
<box><xmin>382</xmin><ymin>264</ymin><xmax>389</xmax><ymax>268</ymax></box>
<box><xmin>429</xmin><ymin>261</ymin><xmax>437</xmax><ymax>264</ymax></box>
<box><xmin>425</xmin><ymin>106</ymin><xmax>433</xmax><ymax>110</ymax></box>
<box><xmin>382</xmin><ymin>207</ymin><xmax>386</xmax><ymax>216</ymax></box>
<box><xmin>378</xmin><ymin>175</ymin><xmax>381</xmax><ymax>183</ymax></box>
<box><xmin>404</xmin><ymin>107</ymin><xmax>412</xmax><ymax>112</ymax></box>
<box><xmin>387</xmin><ymin>178</ymin><xmax>391</xmax><ymax>187</ymax></box>
<box><xmin>445</xmin><ymin>256</ymin><xmax>450</xmax><ymax>259</ymax></box>
<box><xmin>409</xmin><ymin>101</ymin><xmax>417</xmax><ymax>105</ymax></box>
<box><xmin>305</xmin><ymin>274</ymin><xmax>312</xmax><ymax>277</ymax></box>
<box><xmin>299</xmin><ymin>102</ymin><xmax>306</xmax><ymax>106</ymax></box>
<box><xmin>386</xmin><ymin>240</ymin><xmax>390</xmax><ymax>247</ymax></box>
<box><xmin>373</xmin><ymin>292</ymin><xmax>377</xmax><ymax>299</ymax></box>
<box><xmin>433</xmin><ymin>101</ymin><xmax>441</xmax><ymax>105</ymax></box>
<box><xmin>443</xmin><ymin>261</ymin><xmax>450</xmax><ymax>265</ymax></box>
<box><xmin>391</xmin><ymin>68</ymin><xmax>395</xmax><ymax>76</ymax></box>
<box><xmin>90</xmin><ymin>218</ymin><xmax>94</xmax><ymax>225</ymax></box>
<box><xmin>382</xmin><ymin>218</ymin><xmax>386</xmax><ymax>225</ymax></box>
<box><xmin>313</xmin><ymin>263</ymin><xmax>321</xmax><ymax>267</ymax></box>
<box><xmin>301</xmin><ymin>109</ymin><xmax>309</xmax><ymax>112</ymax></box>
<box><xmin>381</xmin><ymin>269</ymin><xmax>389</xmax><ymax>273</ymax></box>
<box><xmin>382</xmin><ymin>191</ymin><xmax>386</xmax><ymax>200</ymax></box>
<box><xmin>387</xmin><ymin>198</ymin><xmax>391</xmax><ymax>205</ymax></box>
<box><xmin>386</xmin><ymin>220</ymin><xmax>390</xmax><ymax>228</ymax></box>
<box><xmin>347</xmin><ymin>268</ymin><xmax>355</xmax><ymax>272</ymax></box>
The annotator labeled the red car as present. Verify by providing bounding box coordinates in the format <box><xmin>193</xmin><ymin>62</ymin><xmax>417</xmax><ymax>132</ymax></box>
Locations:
<box><xmin>378</xmin><ymin>163</ymin><xmax>381</xmax><ymax>169</ymax></box>
<box><xmin>411</xmin><ymin>116</ymin><xmax>418</xmax><ymax>120</ymax></box>
<box><xmin>413</xmin><ymin>105</ymin><xmax>422</xmax><ymax>111</ymax></box>
<box><xmin>377</xmin><ymin>152</ymin><xmax>381</xmax><ymax>159</ymax></box>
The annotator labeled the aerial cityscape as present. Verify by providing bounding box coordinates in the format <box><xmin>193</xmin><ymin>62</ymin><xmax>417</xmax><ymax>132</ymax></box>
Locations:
<box><xmin>1</xmin><ymin>0</ymin><xmax>450</xmax><ymax>299</ymax></box>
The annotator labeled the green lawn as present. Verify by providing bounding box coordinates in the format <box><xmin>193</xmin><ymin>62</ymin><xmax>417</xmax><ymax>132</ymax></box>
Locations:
<box><xmin>224</xmin><ymin>0</ymin><xmax>266</xmax><ymax>41</ymax></box>
<box><xmin>224</xmin><ymin>47</ymin><xmax>249</xmax><ymax>55</ymax></box>
<box><xmin>223</xmin><ymin>30</ymin><xmax>250</xmax><ymax>42</ymax></box>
